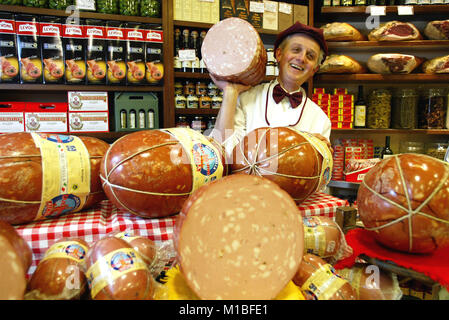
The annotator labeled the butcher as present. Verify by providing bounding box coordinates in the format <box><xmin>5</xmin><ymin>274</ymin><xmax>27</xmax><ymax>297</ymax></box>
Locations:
<box><xmin>208</xmin><ymin>21</ymin><xmax>332</xmax><ymax>160</ymax></box>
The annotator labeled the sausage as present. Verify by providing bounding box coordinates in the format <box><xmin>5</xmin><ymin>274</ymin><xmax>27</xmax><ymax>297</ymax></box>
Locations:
<box><xmin>100</xmin><ymin>128</ymin><xmax>227</xmax><ymax>218</ymax></box>
<box><xmin>303</xmin><ymin>216</ymin><xmax>343</xmax><ymax>259</ymax></box>
<box><xmin>293</xmin><ymin>253</ymin><xmax>357</xmax><ymax>300</ymax></box>
<box><xmin>0</xmin><ymin>133</ymin><xmax>109</xmax><ymax>225</ymax></box>
<box><xmin>0</xmin><ymin>220</ymin><xmax>32</xmax><ymax>299</ymax></box>
<box><xmin>231</xmin><ymin>127</ymin><xmax>333</xmax><ymax>204</ymax></box>
<box><xmin>25</xmin><ymin>238</ymin><xmax>89</xmax><ymax>300</ymax></box>
<box><xmin>84</xmin><ymin>236</ymin><xmax>154</xmax><ymax>300</ymax></box>
<box><xmin>201</xmin><ymin>17</ymin><xmax>267</xmax><ymax>86</ymax></box>
<box><xmin>357</xmin><ymin>153</ymin><xmax>449</xmax><ymax>253</ymax></box>
<box><xmin>174</xmin><ymin>174</ymin><xmax>304</xmax><ymax>300</ymax></box>
<box><xmin>338</xmin><ymin>263</ymin><xmax>403</xmax><ymax>300</ymax></box>
<box><xmin>113</xmin><ymin>231</ymin><xmax>157</xmax><ymax>268</ymax></box>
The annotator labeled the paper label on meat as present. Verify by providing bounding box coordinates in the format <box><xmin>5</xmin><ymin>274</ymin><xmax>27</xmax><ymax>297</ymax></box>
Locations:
<box><xmin>31</xmin><ymin>133</ymin><xmax>91</xmax><ymax>221</ymax></box>
<box><xmin>86</xmin><ymin>248</ymin><xmax>147</xmax><ymax>299</ymax></box>
<box><xmin>303</xmin><ymin>217</ymin><xmax>328</xmax><ymax>257</ymax></box>
<box><xmin>301</xmin><ymin>264</ymin><xmax>348</xmax><ymax>300</ymax></box>
<box><xmin>41</xmin><ymin>241</ymin><xmax>88</xmax><ymax>263</ymax></box>
<box><xmin>163</xmin><ymin>128</ymin><xmax>224</xmax><ymax>192</ymax></box>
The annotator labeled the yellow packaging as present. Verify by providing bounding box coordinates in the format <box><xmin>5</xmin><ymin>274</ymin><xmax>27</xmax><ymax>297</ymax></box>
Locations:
<box><xmin>301</xmin><ymin>263</ymin><xmax>348</xmax><ymax>300</ymax></box>
<box><xmin>41</xmin><ymin>240</ymin><xmax>88</xmax><ymax>263</ymax></box>
<box><xmin>303</xmin><ymin>218</ymin><xmax>328</xmax><ymax>257</ymax></box>
<box><xmin>31</xmin><ymin>133</ymin><xmax>91</xmax><ymax>221</ymax></box>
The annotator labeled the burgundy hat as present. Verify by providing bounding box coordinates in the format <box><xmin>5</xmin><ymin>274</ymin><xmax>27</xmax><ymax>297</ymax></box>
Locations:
<box><xmin>274</xmin><ymin>21</ymin><xmax>328</xmax><ymax>63</ymax></box>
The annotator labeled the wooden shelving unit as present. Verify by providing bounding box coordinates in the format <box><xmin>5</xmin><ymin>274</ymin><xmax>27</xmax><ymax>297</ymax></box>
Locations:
<box><xmin>315</xmin><ymin>73</ymin><xmax>449</xmax><ymax>83</ymax></box>
<box><xmin>321</xmin><ymin>4</ymin><xmax>449</xmax><ymax>14</ymax></box>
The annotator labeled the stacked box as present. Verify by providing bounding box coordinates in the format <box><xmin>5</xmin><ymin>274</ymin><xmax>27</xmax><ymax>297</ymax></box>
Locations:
<box><xmin>329</xmin><ymin>93</ymin><xmax>354</xmax><ymax>129</ymax></box>
<box><xmin>114</xmin><ymin>92</ymin><xmax>159</xmax><ymax>132</ymax></box>
<box><xmin>332</xmin><ymin>143</ymin><xmax>345</xmax><ymax>181</ymax></box>
<box><xmin>311</xmin><ymin>88</ymin><xmax>330</xmax><ymax>116</ymax></box>
<box><xmin>357</xmin><ymin>139</ymin><xmax>374</xmax><ymax>159</ymax></box>
<box><xmin>67</xmin><ymin>91</ymin><xmax>109</xmax><ymax>133</ymax></box>
<box><xmin>24</xmin><ymin>102</ymin><xmax>68</xmax><ymax>133</ymax></box>
<box><xmin>176</xmin><ymin>0</ymin><xmax>219</xmax><ymax>24</ymax></box>
<box><xmin>0</xmin><ymin>102</ymin><xmax>25</xmax><ymax>133</ymax></box>
<box><xmin>263</xmin><ymin>0</ymin><xmax>278</xmax><ymax>30</ymax></box>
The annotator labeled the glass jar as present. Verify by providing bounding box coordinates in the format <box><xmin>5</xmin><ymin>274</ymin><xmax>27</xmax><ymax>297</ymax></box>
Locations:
<box><xmin>367</xmin><ymin>89</ymin><xmax>392</xmax><ymax>129</ymax></box>
<box><xmin>183</xmin><ymin>81</ymin><xmax>195</xmax><ymax>96</ymax></box>
<box><xmin>191</xmin><ymin>116</ymin><xmax>205</xmax><ymax>132</ymax></box>
<box><xmin>392</xmin><ymin>88</ymin><xmax>418</xmax><ymax>129</ymax></box>
<box><xmin>199</xmin><ymin>94</ymin><xmax>211</xmax><ymax>109</ymax></box>
<box><xmin>174</xmin><ymin>82</ymin><xmax>183</xmax><ymax>95</ymax></box>
<box><xmin>23</xmin><ymin>0</ymin><xmax>47</xmax><ymax>7</ymax></box>
<box><xmin>48</xmin><ymin>0</ymin><xmax>73</xmax><ymax>10</ymax></box>
<box><xmin>208</xmin><ymin>81</ymin><xmax>219</xmax><ymax>97</ymax></box>
<box><xmin>186</xmin><ymin>94</ymin><xmax>199</xmax><ymax>109</ymax></box>
<box><xmin>140</xmin><ymin>0</ymin><xmax>161</xmax><ymax>17</ymax></box>
<box><xmin>120</xmin><ymin>0</ymin><xmax>139</xmax><ymax>16</ymax></box>
<box><xmin>96</xmin><ymin>0</ymin><xmax>119</xmax><ymax>14</ymax></box>
<box><xmin>399</xmin><ymin>141</ymin><xmax>425</xmax><ymax>154</ymax></box>
<box><xmin>175</xmin><ymin>94</ymin><xmax>187</xmax><ymax>109</ymax></box>
<box><xmin>211</xmin><ymin>95</ymin><xmax>222</xmax><ymax>109</ymax></box>
<box><xmin>176</xmin><ymin>116</ymin><xmax>189</xmax><ymax>128</ymax></box>
<box><xmin>196</xmin><ymin>81</ymin><xmax>208</xmax><ymax>96</ymax></box>
<box><xmin>426</xmin><ymin>142</ymin><xmax>449</xmax><ymax>160</ymax></box>
<box><xmin>419</xmin><ymin>88</ymin><xmax>447</xmax><ymax>129</ymax></box>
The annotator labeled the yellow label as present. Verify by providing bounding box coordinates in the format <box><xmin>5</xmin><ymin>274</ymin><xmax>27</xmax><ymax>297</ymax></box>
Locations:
<box><xmin>114</xmin><ymin>231</ymin><xmax>140</xmax><ymax>243</ymax></box>
<box><xmin>31</xmin><ymin>133</ymin><xmax>91</xmax><ymax>221</ymax></box>
<box><xmin>86</xmin><ymin>248</ymin><xmax>148</xmax><ymax>299</ymax></box>
<box><xmin>293</xmin><ymin>130</ymin><xmax>333</xmax><ymax>192</ymax></box>
<box><xmin>303</xmin><ymin>217</ymin><xmax>327</xmax><ymax>257</ymax></box>
<box><xmin>338</xmin><ymin>267</ymin><xmax>362</xmax><ymax>298</ymax></box>
<box><xmin>41</xmin><ymin>241</ymin><xmax>88</xmax><ymax>263</ymax></box>
<box><xmin>163</xmin><ymin>128</ymin><xmax>224</xmax><ymax>192</ymax></box>
<box><xmin>301</xmin><ymin>263</ymin><xmax>348</xmax><ymax>300</ymax></box>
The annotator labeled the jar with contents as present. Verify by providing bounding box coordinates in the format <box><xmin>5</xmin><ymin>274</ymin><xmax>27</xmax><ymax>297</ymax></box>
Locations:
<box><xmin>175</xmin><ymin>94</ymin><xmax>187</xmax><ymax>109</ymax></box>
<box><xmin>176</xmin><ymin>116</ymin><xmax>189</xmax><ymax>128</ymax></box>
<box><xmin>23</xmin><ymin>0</ymin><xmax>48</xmax><ymax>7</ymax></box>
<box><xmin>426</xmin><ymin>142</ymin><xmax>449</xmax><ymax>160</ymax></box>
<box><xmin>419</xmin><ymin>88</ymin><xmax>447</xmax><ymax>129</ymax></box>
<box><xmin>174</xmin><ymin>82</ymin><xmax>183</xmax><ymax>95</ymax></box>
<box><xmin>186</xmin><ymin>94</ymin><xmax>199</xmax><ymax>109</ymax></box>
<box><xmin>211</xmin><ymin>95</ymin><xmax>222</xmax><ymax>109</ymax></box>
<box><xmin>367</xmin><ymin>89</ymin><xmax>392</xmax><ymax>129</ymax></box>
<box><xmin>96</xmin><ymin>0</ymin><xmax>118</xmax><ymax>13</ymax></box>
<box><xmin>399</xmin><ymin>141</ymin><xmax>425</xmax><ymax>154</ymax></box>
<box><xmin>183</xmin><ymin>81</ymin><xmax>195</xmax><ymax>96</ymax></box>
<box><xmin>196</xmin><ymin>81</ymin><xmax>208</xmax><ymax>96</ymax></box>
<box><xmin>208</xmin><ymin>81</ymin><xmax>219</xmax><ymax>97</ymax></box>
<box><xmin>207</xmin><ymin>116</ymin><xmax>216</xmax><ymax>130</ymax></box>
<box><xmin>392</xmin><ymin>88</ymin><xmax>418</xmax><ymax>129</ymax></box>
<box><xmin>199</xmin><ymin>94</ymin><xmax>212</xmax><ymax>109</ymax></box>
<box><xmin>49</xmin><ymin>0</ymin><xmax>73</xmax><ymax>10</ymax></box>
<box><xmin>191</xmin><ymin>116</ymin><xmax>206</xmax><ymax>133</ymax></box>
<box><xmin>140</xmin><ymin>0</ymin><xmax>161</xmax><ymax>17</ymax></box>
<box><xmin>120</xmin><ymin>0</ymin><xmax>139</xmax><ymax>15</ymax></box>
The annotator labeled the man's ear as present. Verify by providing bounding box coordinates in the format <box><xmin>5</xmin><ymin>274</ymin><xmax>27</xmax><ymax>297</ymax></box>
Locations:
<box><xmin>274</xmin><ymin>47</ymin><xmax>282</xmax><ymax>63</ymax></box>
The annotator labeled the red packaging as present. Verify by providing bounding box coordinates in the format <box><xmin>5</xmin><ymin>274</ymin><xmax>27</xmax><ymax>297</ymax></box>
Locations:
<box><xmin>24</xmin><ymin>102</ymin><xmax>68</xmax><ymax>133</ymax></box>
<box><xmin>0</xmin><ymin>102</ymin><xmax>25</xmax><ymax>133</ymax></box>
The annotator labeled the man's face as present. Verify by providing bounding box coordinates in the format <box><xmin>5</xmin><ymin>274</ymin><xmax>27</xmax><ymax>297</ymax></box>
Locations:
<box><xmin>275</xmin><ymin>33</ymin><xmax>320</xmax><ymax>90</ymax></box>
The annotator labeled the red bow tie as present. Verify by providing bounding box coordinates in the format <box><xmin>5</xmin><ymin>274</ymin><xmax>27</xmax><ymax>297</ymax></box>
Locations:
<box><xmin>272</xmin><ymin>84</ymin><xmax>303</xmax><ymax>108</ymax></box>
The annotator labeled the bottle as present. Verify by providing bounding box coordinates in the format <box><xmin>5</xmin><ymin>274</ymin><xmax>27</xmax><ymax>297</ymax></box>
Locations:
<box><xmin>381</xmin><ymin>136</ymin><xmax>394</xmax><ymax>159</ymax></box>
<box><xmin>148</xmin><ymin>110</ymin><xmax>155</xmax><ymax>129</ymax></box>
<box><xmin>129</xmin><ymin>110</ymin><xmax>137</xmax><ymax>129</ymax></box>
<box><xmin>199</xmin><ymin>30</ymin><xmax>208</xmax><ymax>73</ymax></box>
<box><xmin>354</xmin><ymin>0</ymin><xmax>366</xmax><ymax>5</ymax></box>
<box><xmin>181</xmin><ymin>28</ymin><xmax>192</xmax><ymax>73</ymax></box>
<box><xmin>120</xmin><ymin>110</ymin><xmax>127</xmax><ymax>129</ymax></box>
<box><xmin>190</xmin><ymin>30</ymin><xmax>200</xmax><ymax>73</ymax></box>
<box><xmin>174</xmin><ymin>28</ymin><xmax>182</xmax><ymax>72</ymax></box>
<box><xmin>341</xmin><ymin>0</ymin><xmax>353</xmax><ymax>5</ymax></box>
<box><xmin>138</xmin><ymin>109</ymin><xmax>146</xmax><ymax>129</ymax></box>
<box><xmin>354</xmin><ymin>85</ymin><xmax>367</xmax><ymax>128</ymax></box>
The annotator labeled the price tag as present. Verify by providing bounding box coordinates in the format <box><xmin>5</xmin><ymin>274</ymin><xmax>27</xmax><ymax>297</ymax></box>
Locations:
<box><xmin>264</xmin><ymin>1</ymin><xmax>277</xmax><ymax>13</ymax></box>
<box><xmin>76</xmin><ymin>0</ymin><xmax>95</xmax><ymax>11</ymax></box>
<box><xmin>178</xmin><ymin>49</ymin><xmax>196</xmax><ymax>62</ymax></box>
<box><xmin>279</xmin><ymin>3</ymin><xmax>292</xmax><ymax>14</ymax></box>
<box><xmin>368</xmin><ymin>5</ymin><xmax>386</xmax><ymax>16</ymax></box>
<box><xmin>199</xmin><ymin>0</ymin><xmax>215</xmax><ymax>2</ymax></box>
<box><xmin>250</xmin><ymin>1</ymin><xmax>265</xmax><ymax>13</ymax></box>
<box><xmin>397</xmin><ymin>5</ymin><xmax>414</xmax><ymax>15</ymax></box>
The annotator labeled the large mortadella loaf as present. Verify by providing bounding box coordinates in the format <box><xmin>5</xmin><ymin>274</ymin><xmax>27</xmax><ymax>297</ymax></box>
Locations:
<box><xmin>0</xmin><ymin>220</ymin><xmax>32</xmax><ymax>300</ymax></box>
<box><xmin>201</xmin><ymin>17</ymin><xmax>267</xmax><ymax>86</ymax></box>
<box><xmin>100</xmin><ymin>128</ymin><xmax>227</xmax><ymax>218</ymax></box>
<box><xmin>174</xmin><ymin>174</ymin><xmax>304</xmax><ymax>300</ymax></box>
<box><xmin>0</xmin><ymin>132</ymin><xmax>109</xmax><ymax>225</ymax></box>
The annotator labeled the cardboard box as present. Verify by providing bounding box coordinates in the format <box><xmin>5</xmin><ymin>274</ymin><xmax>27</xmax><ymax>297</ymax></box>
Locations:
<box><xmin>263</xmin><ymin>0</ymin><xmax>278</xmax><ymax>30</ymax></box>
<box><xmin>68</xmin><ymin>91</ymin><xmax>108</xmax><ymax>111</ymax></box>
<box><xmin>248</xmin><ymin>0</ymin><xmax>264</xmax><ymax>29</ymax></box>
<box><xmin>25</xmin><ymin>102</ymin><xmax>68</xmax><ymax>133</ymax></box>
<box><xmin>0</xmin><ymin>101</ymin><xmax>25</xmax><ymax>133</ymax></box>
<box><xmin>278</xmin><ymin>2</ymin><xmax>293</xmax><ymax>31</ymax></box>
<box><xmin>344</xmin><ymin>166</ymin><xmax>371</xmax><ymax>182</ymax></box>
<box><xmin>293</xmin><ymin>4</ymin><xmax>308</xmax><ymax>25</ymax></box>
<box><xmin>114</xmin><ymin>92</ymin><xmax>159</xmax><ymax>132</ymax></box>
<box><xmin>68</xmin><ymin>112</ymin><xmax>109</xmax><ymax>133</ymax></box>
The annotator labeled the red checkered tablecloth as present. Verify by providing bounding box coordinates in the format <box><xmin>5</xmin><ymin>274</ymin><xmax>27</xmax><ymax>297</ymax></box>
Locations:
<box><xmin>15</xmin><ymin>192</ymin><xmax>347</xmax><ymax>277</ymax></box>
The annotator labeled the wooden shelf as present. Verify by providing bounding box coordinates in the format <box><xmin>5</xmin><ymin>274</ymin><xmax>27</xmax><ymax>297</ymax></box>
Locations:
<box><xmin>315</xmin><ymin>73</ymin><xmax>449</xmax><ymax>82</ymax></box>
<box><xmin>0</xmin><ymin>84</ymin><xmax>163</xmax><ymax>92</ymax></box>
<box><xmin>0</xmin><ymin>4</ymin><xmax>162</xmax><ymax>23</ymax></box>
<box><xmin>175</xmin><ymin>108</ymin><xmax>219</xmax><ymax>115</ymax></box>
<box><xmin>174</xmin><ymin>72</ymin><xmax>211</xmax><ymax>79</ymax></box>
<box><xmin>173</xmin><ymin>20</ymin><xmax>279</xmax><ymax>35</ymax></box>
<box><xmin>331</xmin><ymin>128</ymin><xmax>449</xmax><ymax>135</ymax></box>
<box><xmin>321</xmin><ymin>4</ymin><xmax>449</xmax><ymax>14</ymax></box>
<box><xmin>327</xmin><ymin>40</ymin><xmax>449</xmax><ymax>49</ymax></box>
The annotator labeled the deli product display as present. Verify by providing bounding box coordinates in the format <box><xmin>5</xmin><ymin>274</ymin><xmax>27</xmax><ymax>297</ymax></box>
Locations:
<box><xmin>0</xmin><ymin>0</ymin><xmax>448</xmax><ymax>302</ymax></box>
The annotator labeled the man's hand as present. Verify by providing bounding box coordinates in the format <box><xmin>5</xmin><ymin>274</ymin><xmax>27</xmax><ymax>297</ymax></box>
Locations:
<box><xmin>311</xmin><ymin>133</ymin><xmax>334</xmax><ymax>155</ymax></box>
<box><xmin>210</xmin><ymin>74</ymin><xmax>251</xmax><ymax>95</ymax></box>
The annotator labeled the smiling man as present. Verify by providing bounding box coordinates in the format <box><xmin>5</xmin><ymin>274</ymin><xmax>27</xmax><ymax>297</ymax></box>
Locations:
<box><xmin>209</xmin><ymin>22</ymin><xmax>331</xmax><ymax>159</ymax></box>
